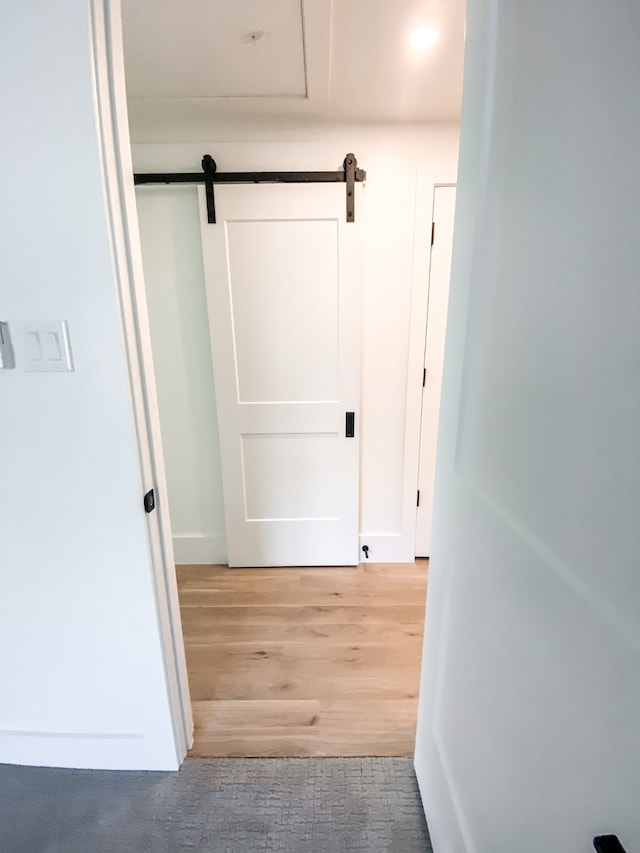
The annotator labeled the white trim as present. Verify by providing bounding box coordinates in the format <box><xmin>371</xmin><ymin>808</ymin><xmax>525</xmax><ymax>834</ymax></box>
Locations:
<box><xmin>88</xmin><ymin>0</ymin><xmax>192</xmax><ymax>764</ymax></box>
<box><xmin>0</xmin><ymin>732</ymin><xmax>175</xmax><ymax>772</ymax></box>
<box><xmin>393</xmin><ymin>172</ymin><xmax>440</xmax><ymax>563</ymax></box>
<box><xmin>173</xmin><ymin>535</ymin><xmax>228</xmax><ymax>565</ymax></box>
<box><xmin>0</xmin><ymin>730</ymin><xmax>143</xmax><ymax>739</ymax></box>
<box><xmin>414</xmin><ymin>736</ymin><xmax>470</xmax><ymax>853</ymax></box>
<box><xmin>300</xmin><ymin>0</ymin><xmax>332</xmax><ymax>109</ymax></box>
<box><xmin>358</xmin><ymin>533</ymin><xmax>415</xmax><ymax>564</ymax></box>
<box><xmin>360</xmin><ymin>176</ymin><xmax>453</xmax><ymax>567</ymax></box>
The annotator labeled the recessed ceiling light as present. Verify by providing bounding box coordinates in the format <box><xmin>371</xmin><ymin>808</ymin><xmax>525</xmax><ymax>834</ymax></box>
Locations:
<box><xmin>410</xmin><ymin>26</ymin><xmax>439</xmax><ymax>50</ymax></box>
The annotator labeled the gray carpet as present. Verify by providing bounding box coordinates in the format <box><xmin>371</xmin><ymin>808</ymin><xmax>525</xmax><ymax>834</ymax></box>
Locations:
<box><xmin>0</xmin><ymin>757</ymin><xmax>432</xmax><ymax>853</ymax></box>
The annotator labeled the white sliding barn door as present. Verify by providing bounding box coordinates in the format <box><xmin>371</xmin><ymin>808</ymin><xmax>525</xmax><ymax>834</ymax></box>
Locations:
<box><xmin>415</xmin><ymin>1</ymin><xmax>640</xmax><ymax>851</ymax></box>
<box><xmin>199</xmin><ymin>184</ymin><xmax>361</xmax><ymax>567</ymax></box>
<box><xmin>416</xmin><ymin>186</ymin><xmax>456</xmax><ymax>558</ymax></box>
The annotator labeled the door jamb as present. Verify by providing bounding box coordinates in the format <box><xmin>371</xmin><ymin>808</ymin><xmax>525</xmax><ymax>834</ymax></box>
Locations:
<box><xmin>406</xmin><ymin>181</ymin><xmax>457</xmax><ymax>560</ymax></box>
<box><xmin>88</xmin><ymin>0</ymin><xmax>192</xmax><ymax>764</ymax></box>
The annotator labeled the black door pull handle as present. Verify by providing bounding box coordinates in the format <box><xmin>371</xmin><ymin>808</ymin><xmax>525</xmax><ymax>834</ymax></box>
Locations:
<box><xmin>345</xmin><ymin>412</ymin><xmax>355</xmax><ymax>438</ymax></box>
<box><xmin>594</xmin><ymin>837</ymin><xmax>627</xmax><ymax>853</ymax></box>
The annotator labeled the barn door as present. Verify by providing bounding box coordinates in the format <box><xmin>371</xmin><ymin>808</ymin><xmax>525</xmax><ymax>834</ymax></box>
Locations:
<box><xmin>198</xmin><ymin>183</ymin><xmax>361</xmax><ymax>567</ymax></box>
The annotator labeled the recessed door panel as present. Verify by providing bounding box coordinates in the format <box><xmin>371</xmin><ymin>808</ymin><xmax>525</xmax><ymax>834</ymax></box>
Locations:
<box><xmin>241</xmin><ymin>433</ymin><xmax>340</xmax><ymax>521</ymax></box>
<box><xmin>226</xmin><ymin>219</ymin><xmax>339</xmax><ymax>404</ymax></box>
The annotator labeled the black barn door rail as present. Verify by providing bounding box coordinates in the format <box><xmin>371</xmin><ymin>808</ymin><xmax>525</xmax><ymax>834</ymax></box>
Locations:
<box><xmin>133</xmin><ymin>153</ymin><xmax>366</xmax><ymax>224</ymax></box>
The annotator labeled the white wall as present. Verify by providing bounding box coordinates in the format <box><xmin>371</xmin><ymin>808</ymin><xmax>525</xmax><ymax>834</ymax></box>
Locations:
<box><xmin>133</xmin><ymin>124</ymin><xmax>459</xmax><ymax>563</ymax></box>
<box><xmin>136</xmin><ymin>188</ymin><xmax>227</xmax><ymax>563</ymax></box>
<box><xmin>0</xmin><ymin>1</ymin><xmax>178</xmax><ymax>769</ymax></box>
<box><xmin>415</xmin><ymin>0</ymin><xmax>640</xmax><ymax>850</ymax></box>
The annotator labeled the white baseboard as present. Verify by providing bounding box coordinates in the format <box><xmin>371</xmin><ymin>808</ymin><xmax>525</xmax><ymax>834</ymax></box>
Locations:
<box><xmin>358</xmin><ymin>533</ymin><xmax>416</xmax><ymax>563</ymax></box>
<box><xmin>172</xmin><ymin>534</ymin><xmax>227</xmax><ymax>565</ymax></box>
<box><xmin>173</xmin><ymin>534</ymin><xmax>410</xmax><ymax>565</ymax></box>
<box><xmin>0</xmin><ymin>730</ymin><xmax>180</xmax><ymax>771</ymax></box>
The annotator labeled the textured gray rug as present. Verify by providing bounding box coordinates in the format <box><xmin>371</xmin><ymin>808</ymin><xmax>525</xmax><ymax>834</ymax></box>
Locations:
<box><xmin>0</xmin><ymin>757</ymin><xmax>432</xmax><ymax>853</ymax></box>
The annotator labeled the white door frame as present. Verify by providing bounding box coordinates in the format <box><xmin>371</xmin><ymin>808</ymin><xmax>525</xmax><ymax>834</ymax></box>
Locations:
<box><xmin>415</xmin><ymin>185</ymin><xmax>457</xmax><ymax>558</ymax></box>
<box><xmin>403</xmin><ymin>180</ymin><xmax>457</xmax><ymax>562</ymax></box>
<box><xmin>89</xmin><ymin>0</ymin><xmax>192</xmax><ymax>763</ymax></box>
<box><xmin>88</xmin><ymin>0</ymin><xmax>456</xmax><ymax>760</ymax></box>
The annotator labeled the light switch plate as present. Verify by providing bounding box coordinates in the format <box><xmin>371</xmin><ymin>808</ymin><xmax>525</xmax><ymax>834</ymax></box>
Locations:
<box><xmin>0</xmin><ymin>321</ymin><xmax>16</xmax><ymax>369</ymax></box>
<box><xmin>18</xmin><ymin>320</ymin><xmax>74</xmax><ymax>372</ymax></box>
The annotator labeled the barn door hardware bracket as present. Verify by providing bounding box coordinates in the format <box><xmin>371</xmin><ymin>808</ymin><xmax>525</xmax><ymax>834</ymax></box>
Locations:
<box><xmin>202</xmin><ymin>155</ymin><xmax>217</xmax><ymax>224</ymax></box>
<box><xmin>133</xmin><ymin>153</ymin><xmax>366</xmax><ymax>224</ymax></box>
<box><xmin>344</xmin><ymin>153</ymin><xmax>356</xmax><ymax>223</ymax></box>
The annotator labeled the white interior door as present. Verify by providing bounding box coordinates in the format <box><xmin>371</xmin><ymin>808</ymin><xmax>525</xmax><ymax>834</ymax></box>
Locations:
<box><xmin>416</xmin><ymin>186</ymin><xmax>456</xmax><ymax>558</ymax></box>
<box><xmin>415</xmin><ymin>1</ymin><xmax>640</xmax><ymax>851</ymax></box>
<box><xmin>198</xmin><ymin>183</ymin><xmax>361</xmax><ymax>567</ymax></box>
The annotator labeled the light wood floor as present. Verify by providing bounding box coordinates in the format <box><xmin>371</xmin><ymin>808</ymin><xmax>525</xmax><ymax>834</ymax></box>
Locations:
<box><xmin>177</xmin><ymin>561</ymin><xmax>428</xmax><ymax>758</ymax></box>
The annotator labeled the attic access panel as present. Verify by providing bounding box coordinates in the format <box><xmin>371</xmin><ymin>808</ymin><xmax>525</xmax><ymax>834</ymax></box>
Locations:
<box><xmin>133</xmin><ymin>153</ymin><xmax>366</xmax><ymax>223</ymax></box>
<box><xmin>123</xmin><ymin>0</ymin><xmax>306</xmax><ymax>99</ymax></box>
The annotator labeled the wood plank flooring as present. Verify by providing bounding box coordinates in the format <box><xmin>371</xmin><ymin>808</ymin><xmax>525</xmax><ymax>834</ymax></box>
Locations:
<box><xmin>177</xmin><ymin>561</ymin><xmax>428</xmax><ymax>758</ymax></box>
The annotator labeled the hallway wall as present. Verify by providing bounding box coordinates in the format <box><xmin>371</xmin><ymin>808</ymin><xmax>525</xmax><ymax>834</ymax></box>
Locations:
<box><xmin>0</xmin><ymin>0</ymin><xmax>178</xmax><ymax>770</ymax></box>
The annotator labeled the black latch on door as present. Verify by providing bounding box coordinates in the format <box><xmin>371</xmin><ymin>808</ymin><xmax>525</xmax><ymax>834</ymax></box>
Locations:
<box><xmin>144</xmin><ymin>489</ymin><xmax>156</xmax><ymax>514</ymax></box>
<box><xmin>345</xmin><ymin>412</ymin><xmax>355</xmax><ymax>438</ymax></box>
<box><xmin>594</xmin><ymin>837</ymin><xmax>627</xmax><ymax>852</ymax></box>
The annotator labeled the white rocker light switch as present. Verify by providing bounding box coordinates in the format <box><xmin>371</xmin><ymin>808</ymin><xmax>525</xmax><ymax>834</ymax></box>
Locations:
<box><xmin>19</xmin><ymin>320</ymin><xmax>74</xmax><ymax>372</ymax></box>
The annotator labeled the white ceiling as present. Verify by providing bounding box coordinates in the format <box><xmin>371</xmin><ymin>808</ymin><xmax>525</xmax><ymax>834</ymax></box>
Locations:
<box><xmin>122</xmin><ymin>0</ymin><xmax>465</xmax><ymax>141</ymax></box>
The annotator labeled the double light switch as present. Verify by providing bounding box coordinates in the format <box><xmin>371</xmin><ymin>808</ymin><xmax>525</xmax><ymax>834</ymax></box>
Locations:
<box><xmin>21</xmin><ymin>321</ymin><xmax>74</xmax><ymax>372</ymax></box>
<box><xmin>0</xmin><ymin>321</ymin><xmax>74</xmax><ymax>372</ymax></box>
